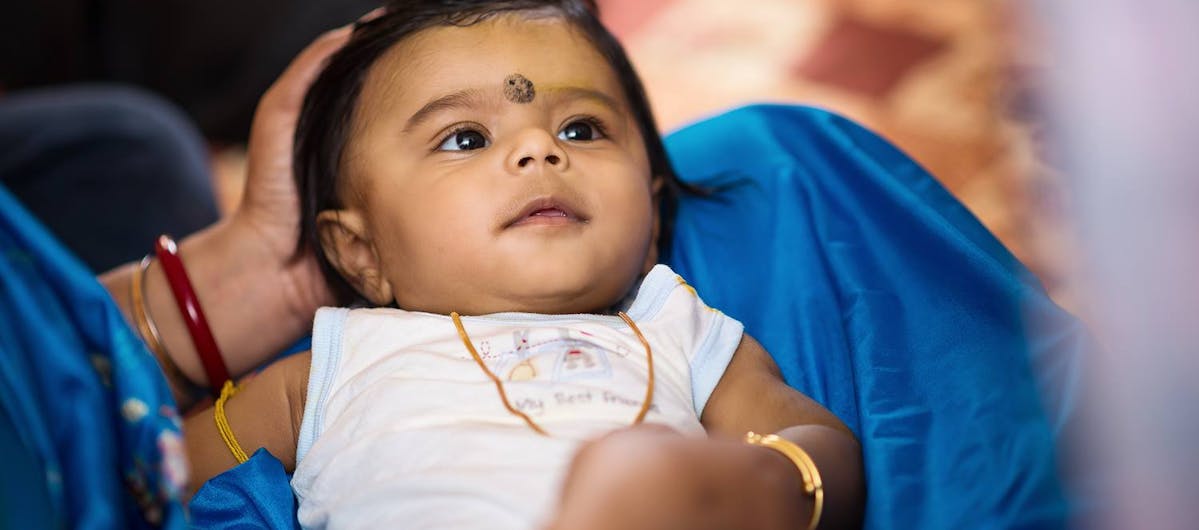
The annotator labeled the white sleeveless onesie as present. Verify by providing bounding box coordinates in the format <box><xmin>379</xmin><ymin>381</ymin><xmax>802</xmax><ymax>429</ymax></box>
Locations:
<box><xmin>291</xmin><ymin>264</ymin><xmax>744</xmax><ymax>529</ymax></box>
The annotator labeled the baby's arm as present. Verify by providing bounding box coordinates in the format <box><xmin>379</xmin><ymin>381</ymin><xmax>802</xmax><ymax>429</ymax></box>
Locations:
<box><xmin>701</xmin><ymin>334</ymin><xmax>864</xmax><ymax>528</ymax></box>
<box><xmin>548</xmin><ymin>335</ymin><xmax>864</xmax><ymax>530</ymax></box>
<box><xmin>182</xmin><ymin>351</ymin><xmax>311</xmax><ymax>498</ymax></box>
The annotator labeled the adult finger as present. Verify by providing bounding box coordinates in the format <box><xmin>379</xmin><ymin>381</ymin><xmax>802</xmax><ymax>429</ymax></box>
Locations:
<box><xmin>257</xmin><ymin>24</ymin><xmax>353</xmax><ymax>119</ymax></box>
<box><xmin>262</xmin><ymin>5</ymin><xmax>385</xmax><ymax>114</ymax></box>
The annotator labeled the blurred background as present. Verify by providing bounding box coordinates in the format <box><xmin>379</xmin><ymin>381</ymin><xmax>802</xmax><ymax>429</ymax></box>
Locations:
<box><xmin>605</xmin><ymin>0</ymin><xmax>1075</xmax><ymax>310</ymax></box>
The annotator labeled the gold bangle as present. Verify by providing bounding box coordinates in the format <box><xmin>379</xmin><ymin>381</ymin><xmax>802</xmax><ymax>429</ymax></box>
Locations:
<box><xmin>745</xmin><ymin>431</ymin><xmax>824</xmax><ymax>530</ymax></box>
<box><xmin>131</xmin><ymin>254</ymin><xmax>167</xmax><ymax>358</ymax></box>
<box><xmin>131</xmin><ymin>254</ymin><xmax>199</xmax><ymax>401</ymax></box>
<box><xmin>214</xmin><ymin>380</ymin><xmax>249</xmax><ymax>464</ymax></box>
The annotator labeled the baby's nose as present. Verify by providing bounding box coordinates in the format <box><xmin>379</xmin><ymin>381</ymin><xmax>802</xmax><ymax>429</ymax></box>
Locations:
<box><xmin>507</xmin><ymin>129</ymin><xmax>569</xmax><ymax>173</ymax></box>
<box><xmin>517</xmin><ymin>154</ymin><xmax>561</xmax><ymax>167</ymax></box>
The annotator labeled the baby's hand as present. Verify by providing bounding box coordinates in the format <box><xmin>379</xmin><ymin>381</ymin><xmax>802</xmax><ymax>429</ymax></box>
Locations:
<box><xmin>545</xmin><ymin>424</ymin><xmax>806</xmax><ymax>530</ymax></box>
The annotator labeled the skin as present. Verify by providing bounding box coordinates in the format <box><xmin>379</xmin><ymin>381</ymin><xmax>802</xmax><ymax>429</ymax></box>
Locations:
<box><xmin>319</xmin><ymin>15</ymin><xmax>660</xmax><ymax>316</ymax></box>
<box><xmin>181</xmin><ymin>13</ymin><xmax>864</xmax><ymax>529</ymax></box>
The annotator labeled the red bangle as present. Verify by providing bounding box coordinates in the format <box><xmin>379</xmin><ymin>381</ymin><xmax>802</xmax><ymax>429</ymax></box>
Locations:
<box><xmin>154</xmin><ymin>234</ymin><xmax>230</xmax><ymax>396</ymax></box>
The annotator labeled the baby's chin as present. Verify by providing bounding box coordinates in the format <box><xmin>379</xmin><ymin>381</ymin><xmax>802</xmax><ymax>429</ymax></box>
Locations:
<box><xmin>448</xmin><ymin>288</ymin><xmax>624</xmax><ymax>316</ymax></box>
<box><xmin>501</xmin><ymin>267</ymin><xmax>643</xmax><ymax>314</ymax></box>
<box><xmin>398</xmin><ymin>274</ymin><xmax>636</xmax><ymax>316</ymax></box>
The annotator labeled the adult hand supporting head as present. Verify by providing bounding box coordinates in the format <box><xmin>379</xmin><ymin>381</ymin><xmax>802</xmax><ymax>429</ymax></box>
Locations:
<box><xmin>232</xmin><ymin>24</ymin><xmax>355</xmax><ymax>322</ymax></box>
<box><xmin>238</xmin><ymin>25</ymin><xmax>348</xmax><ymax>259</ymax></box>
<box><xmin>101</xmin><ymin>21</ymin><xmax>368</xmax><ymax>409</ymax></box>
<box><xmin>232</xmin><ymin>7</ymin><xmax>384</xmax><ymax>325</ymax></box>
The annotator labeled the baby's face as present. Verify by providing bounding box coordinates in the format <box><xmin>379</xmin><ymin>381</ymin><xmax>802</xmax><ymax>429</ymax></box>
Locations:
<box><xmin>325</xmin><ymin>14</ymin><xmax>659</xmax><ymax>315</ymax></box>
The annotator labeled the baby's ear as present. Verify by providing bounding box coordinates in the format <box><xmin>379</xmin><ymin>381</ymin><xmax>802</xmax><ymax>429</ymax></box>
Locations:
<box><xmin>316</xmin><ymin>210</ymin><xmax>393</xmax><ymax>305</ymax></box>
<box><xmin>643</xmin><ymin>175</ymin><xmax>666</xmax><ymax>274</ymax></box>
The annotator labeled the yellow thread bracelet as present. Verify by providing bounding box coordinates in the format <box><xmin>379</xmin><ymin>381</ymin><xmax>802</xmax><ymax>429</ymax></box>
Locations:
<box><xmin>214</xmin><ymin>380</ymin><xmax>249</xmax><ymax>463</ymax></box>
<box><xmin>745</xmin><ymin>431</ymin><xmax>824</xmax><ymax>530</ymax></box>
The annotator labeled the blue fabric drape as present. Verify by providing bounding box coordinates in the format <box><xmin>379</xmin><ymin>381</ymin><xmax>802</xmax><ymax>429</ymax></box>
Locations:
<box><xmin>189</xmin><ymin>448</ymin><xmax>298</xmax><ymax>529</ymax></box>
<box><xmin>0</xmin><ymin>185</ymin><xmax>185</xmax><ymax>529</ymax></box>
<box><xmin>665</xmin><ymin>105</ymin><xmax>1089</xmax><ymax>528</ymax></box>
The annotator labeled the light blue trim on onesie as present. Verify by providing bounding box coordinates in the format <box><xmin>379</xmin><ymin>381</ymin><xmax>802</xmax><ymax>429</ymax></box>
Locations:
<box><xmin>625</xmin><ymin>264</ymin><xmax>746</xmax><ymax>416</ymax></box>
<box><xmin>688</xmin><ymin>310</ymin><xmax>744</xmax><ymax>415</ymax></box>
<box><xmin>623</xmin><ymin>264</ymin><xmax>678</xmax><ymax>322</ymax></box>
<box><xmin>295</xmin><ymin>307</ymin><xmax>350</xmax><ymax>464</ymax></box>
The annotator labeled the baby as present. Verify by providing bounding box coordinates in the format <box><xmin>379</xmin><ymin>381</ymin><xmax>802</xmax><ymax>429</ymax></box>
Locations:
<box><xmin>183</xmin><ymin>1</ymin><xmax>863</xmax><ymax>528</ymax></box>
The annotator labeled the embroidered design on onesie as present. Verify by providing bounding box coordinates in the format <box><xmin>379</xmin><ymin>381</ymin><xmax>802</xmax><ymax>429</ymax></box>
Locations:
<box><xmin>506</xmin><ymin>330</ymin><xmax>538</xmax><ymax>380</ymax></box>
<box><xmin>508</xmin><ymin>359</ymin><xmax>537</xmax><ymax>381</ymax></box>
<box><xmin>491</xmin><ymin>328</ymin><xmax>618</xmax><ymax>383</ymax></box>
<box><xmin>552</xmin><ymin>338</ymin><xmax>613</xmax><ymax>381</ymax></box>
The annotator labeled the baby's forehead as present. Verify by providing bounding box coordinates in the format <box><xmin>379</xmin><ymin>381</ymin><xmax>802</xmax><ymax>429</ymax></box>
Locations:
<box><xmin>356</xmin><ymin>15</ymin><xmax>624</xmax><ymax>116</ymax></box>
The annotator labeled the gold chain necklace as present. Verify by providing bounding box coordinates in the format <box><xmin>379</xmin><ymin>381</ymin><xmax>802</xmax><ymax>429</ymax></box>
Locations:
<box><xmin>450</xmin><ymin>311</ymin><xmax>655</xmax><ymax>437</ymax></box>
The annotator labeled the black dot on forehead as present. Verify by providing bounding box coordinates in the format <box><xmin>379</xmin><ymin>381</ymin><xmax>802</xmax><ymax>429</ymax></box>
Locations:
<box><xmin>503</xmin><ymin>73</ymin><xmax>535</xmax><ymax>104</ymax></box>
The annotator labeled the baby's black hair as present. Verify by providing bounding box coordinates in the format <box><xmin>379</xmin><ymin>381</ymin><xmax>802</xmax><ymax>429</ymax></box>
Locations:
<box><xmin>295</xmin><ymin>0</ymin><xmax>687</xmax><ymax>304</ymax></box>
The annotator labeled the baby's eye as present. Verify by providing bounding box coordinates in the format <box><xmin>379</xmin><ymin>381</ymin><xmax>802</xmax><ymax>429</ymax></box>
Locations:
<box><xmin>558</xmin><ymin>120</ymin><xmax>605</xmax><ymax>142</ymax></box>
<box><xmin>437</xmin><ymin>129</ymin><xmax>489</xmax><ymax>151</ymax></box>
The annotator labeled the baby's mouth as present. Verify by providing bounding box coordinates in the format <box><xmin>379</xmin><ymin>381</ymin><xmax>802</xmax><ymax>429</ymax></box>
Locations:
<box><xmin>529</xmin><ymin>207</ymin><xmax>569</xmax><ymax>218</ymax></box>
<box><xmin>505</xmin><ymin>197</ymin><xmax>587</xmax><ymax>228</ymax></box>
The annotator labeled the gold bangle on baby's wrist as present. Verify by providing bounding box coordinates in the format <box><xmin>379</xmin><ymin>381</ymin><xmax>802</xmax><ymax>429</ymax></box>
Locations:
<box><xmin>744</xmin><ymin>431</ymin><xmax>824</xmax><ymax>530</ymax></box>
